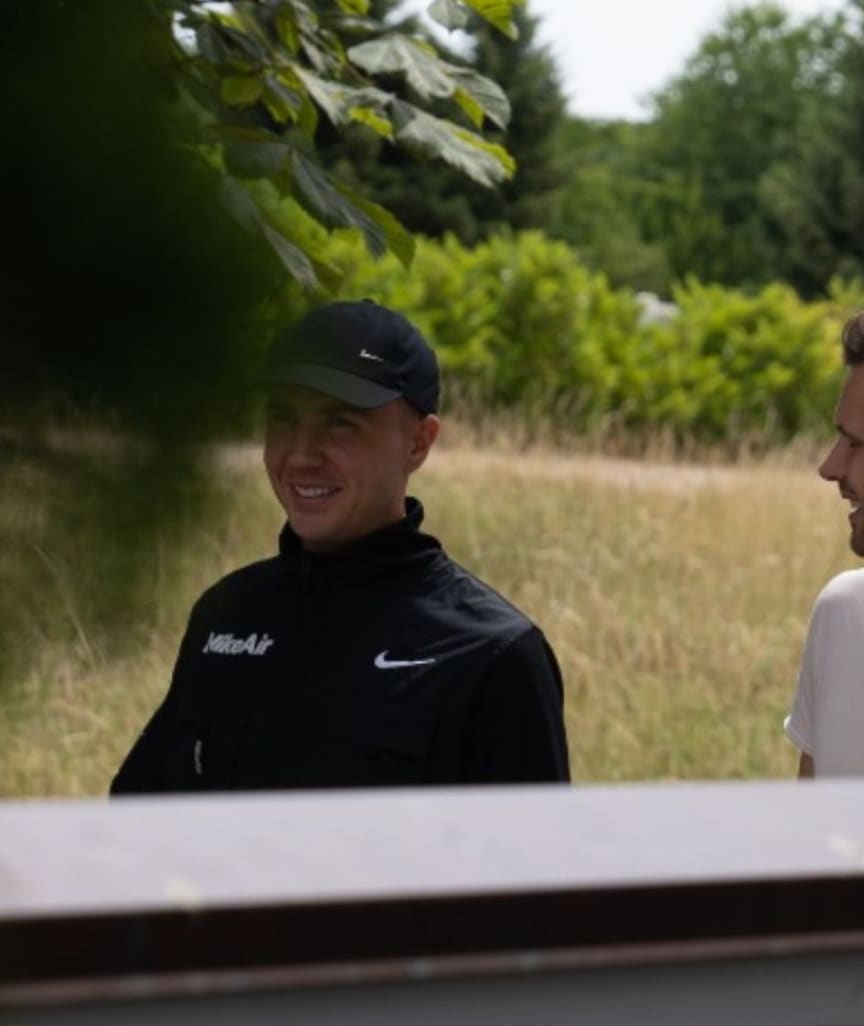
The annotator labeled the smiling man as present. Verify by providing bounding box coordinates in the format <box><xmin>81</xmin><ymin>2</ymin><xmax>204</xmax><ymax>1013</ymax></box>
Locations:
<box><xmin>111</xmin><ymin>300</ymin><xmax>570</xmax><ymax>793</ymax></box>
<box><xmin>785</xmin><ymin>312</ymin><xmax>864</xmax><ymax>778</ymax></box>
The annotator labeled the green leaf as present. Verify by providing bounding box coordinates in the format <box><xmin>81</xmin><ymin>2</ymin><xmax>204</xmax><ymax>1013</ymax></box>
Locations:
<box><xmin>262</xmin><ymin>223</ymin><xmax>319</xmax><ymax>290</ymax></box>
<box><xmin>272</xmin><ymin>66</ymin><xmax>319</xmax><ymax>137</ymax></box>
<box><xmin>453</xmin><ymin>87</ymin><xmax>484</xmax><ymax>128</ymax></box>
<box><xmin>349</xmin><ymin>106</ymin><xmax>394</xmax><ymax>139</ymax></box>
<box><xmin>454</xmin><ymin>129</ymin><xmax>516</xmax><ymax>177</ymax></box>
<box><xmin>224</xmin><ymin>141</ymin><xmax>289</xmax><ymax>179</ymax></box>
<box><xmin>337</xmin><ymin>187</ymin><xmax>416</xmax><ymax>267</ymax></box>
<box><xmin>391</xmin><ymin>100</ymin><xmax>515</xmax><ymax>187</ymax></box>
<box><xmin>348</xmin><ymin>35</ymin><xmax>455</xmax><ymax>101</ymax></box>
<box><xmin>293</xmin><ymin>71</ymin><xmax>394</xmax><ymax>134</ymax></box>
<box><xmin>335</xmin><ymin>0</ymin><xmax>370</xmax><ymax>13</ymax></box>
<box><xmin>220</xmin><ymin>176</ymin><xmax>262</xmax><ymax>231</ymax></box>
<box><xmin>427</xmin><ymin>0</ymin><xmax>469</xmax><ymax>31</ymax></box>
<box><xmin>215</xmin><ymin>124</ymin><xmax>283</xmax><ymax>145</ymax></box>
<box><xmin>300</xmin><ymin>33</ymin><xmax>342</xmax><ymax>77</ymax></box>
<box><xmin>275</xmin><ymin>6</ymin><xmax>300</xmax><ymax>53</ymax></box>
<box><xmin>348</xmin><ymin>37</ymin><xmax>510</xmax><ymax>128</ymax></box>
<box><xmin>195</xmin><ymin>22</ymin><xmax>230</xmax><ymax>65</ymax></box>
<box><xmin>305</xmin><ymin>251</ymin><xmax>345</xmax><ymax>294</ymax></box>
<box><xmin>263</xmin><ymin>73</ymin><xmax>303</xmax><ymax>123</ymax></box>
<box><xmin>213</xmin><ymin>21</ymin><xmax>269</xmax><ymax>63</ymax></box>
<box><xmin>283</xmin><ymin>0</ymin><xmax>321</xmax><ymax>40</ymax></box>
<box><xmin>222</xmin><ymin>177</ymin><xmax>340</xmax><ymax>292</ymax></box>
<box><xmin>220</xmin><ymin>75</ymin><xmax>263</xmax><ymax>107</ymax></box>
<box><xmin>293</xmin><ymin>67</ymin><xmax>348</xmax><ymax>125</ymax></box>
<box><xmin>460</xmin><ymin>0</ymin><xmax>522</xmax><ymax>39</ymax></box>
<box><xmin>288</xmin><ymin>151</ymin><xmax>389</xmax><ymax>258</ymax></box>
<box><xmin>296</xmin><ymin>91</ymin><xmax>320</xmax><ymax>138</ymax></box>
<box><xmin>262</xmin><ymin>193</ymin><xmax>347</xmax><ymax>293</ymax></box>
<box><xmin>230</xmin><ymin>2</ymin><xmax>279</xmax><ymax>57</ymax></box>
<box><xmin>449</xmin><ymin>67</ymin><xmax>510</xmax><ymax>129</ymax></box>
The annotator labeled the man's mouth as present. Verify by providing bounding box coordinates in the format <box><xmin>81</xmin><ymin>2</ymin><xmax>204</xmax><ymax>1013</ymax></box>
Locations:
<box><xmin>291</xmin><ymin>484</ymin><xmax>339</xmax><ymax>500</ymax></box>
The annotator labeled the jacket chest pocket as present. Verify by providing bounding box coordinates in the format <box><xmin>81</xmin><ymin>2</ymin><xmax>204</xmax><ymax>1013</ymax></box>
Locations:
<box><xmin>164</xmin><ymin>676</ymin><xmax>256</xmax><ymax>791</ymax></box>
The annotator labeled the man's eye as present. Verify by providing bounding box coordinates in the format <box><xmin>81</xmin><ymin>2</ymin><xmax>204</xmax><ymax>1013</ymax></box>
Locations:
<box><xmin>328</xmin><ymin>414</ymin><xmax>356</xmax><ymax>429</ymax></box>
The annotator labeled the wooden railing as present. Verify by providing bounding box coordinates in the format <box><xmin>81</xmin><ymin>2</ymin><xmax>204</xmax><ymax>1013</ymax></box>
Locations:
<box><xmin>3</xmin><ymin>781</ymin><xmax>864</xmax><ymax>1024</ymax></box>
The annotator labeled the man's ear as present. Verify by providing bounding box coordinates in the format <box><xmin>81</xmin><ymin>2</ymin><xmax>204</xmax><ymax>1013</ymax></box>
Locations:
<box><xmin>406</xmin><ymin>414</ymin><xmax>440</xmax><ymax>473</ymax></box>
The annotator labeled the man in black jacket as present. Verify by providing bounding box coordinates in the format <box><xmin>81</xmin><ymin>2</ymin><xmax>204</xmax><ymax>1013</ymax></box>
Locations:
<box><xmin>111</xmin><ymin>301</ymin><xmax>570</xmax><ymax>792</ymax></box>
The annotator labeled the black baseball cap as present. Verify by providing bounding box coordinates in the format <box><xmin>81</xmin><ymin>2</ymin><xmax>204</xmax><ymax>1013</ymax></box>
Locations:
<box><xmin>267</xmin><ymin>300</ymin><xmax>440</xmax><ymax>415</ymax></box>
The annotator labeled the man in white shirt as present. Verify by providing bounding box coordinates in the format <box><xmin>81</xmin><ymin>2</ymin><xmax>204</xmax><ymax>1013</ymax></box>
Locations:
<box><xmin>786</xmin><ymin>312</ymin><xmax>864</xmax><ymax>777</ymax></box>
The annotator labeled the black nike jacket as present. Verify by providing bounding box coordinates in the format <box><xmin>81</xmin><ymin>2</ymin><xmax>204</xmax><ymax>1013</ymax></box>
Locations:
<box><xmin>111</xmin><ymin>499</ymin><xmax>570</xmax><ymax>793</ymax></box>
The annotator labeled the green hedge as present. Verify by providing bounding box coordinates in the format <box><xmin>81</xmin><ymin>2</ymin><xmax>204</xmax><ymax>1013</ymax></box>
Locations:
<box><xmin>290</xmin><ymin>230</ymin><xmax>850</xmax><ymax>440</ymax></box>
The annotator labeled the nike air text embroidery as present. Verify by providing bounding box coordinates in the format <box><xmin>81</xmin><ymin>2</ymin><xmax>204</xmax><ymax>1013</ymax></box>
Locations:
<box><xmin>374</xmin><ymin>650</ymin><xmax>436</xmax><ymax>669</ymax></box>
<box><xmin>359</xmin><ymin>348</ymin><xmax>383</xmax><ymax>362</ymax></box>
<box><xmin>202</xmin><ymin>632</ymin><xmax>275</xmax><ymax>656</ymax></box>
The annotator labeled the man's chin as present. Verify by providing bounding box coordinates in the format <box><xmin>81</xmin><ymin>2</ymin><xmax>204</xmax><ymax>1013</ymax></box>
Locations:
<box><xmin>291</xmin><ymin>518</ymin><xmax>339</xmax><ymax>552</ymax></box>
<box><xmin>851</xmin><ymin>531</ymin><xmax>864</xmax><ymax>558</ymax></box>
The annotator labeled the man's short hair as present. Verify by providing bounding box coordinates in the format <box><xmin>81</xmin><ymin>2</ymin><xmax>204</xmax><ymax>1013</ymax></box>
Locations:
<box><xmin>842</xmin><ymin>312</ymin><xmax>864</xmax><ymax>366</ymax></box>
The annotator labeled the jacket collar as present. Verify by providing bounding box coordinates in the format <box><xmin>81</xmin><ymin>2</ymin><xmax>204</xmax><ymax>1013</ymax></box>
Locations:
<box><xmin>278</xmin><ymin>497</ymin><xmax>443</xmax><ymax>586</ymax></box>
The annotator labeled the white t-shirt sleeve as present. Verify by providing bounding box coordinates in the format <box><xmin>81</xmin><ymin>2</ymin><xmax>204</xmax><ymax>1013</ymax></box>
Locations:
<box><xmin>785</xmin><ymin>570</ymin><xmax>864</xmax><ymax>776</ymax></box>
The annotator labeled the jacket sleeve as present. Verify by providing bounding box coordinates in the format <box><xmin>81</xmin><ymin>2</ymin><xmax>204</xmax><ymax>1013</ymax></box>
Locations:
<box><xmin>109</xmin><ymin>696</ymin><xmax>173</xmax><ymax>795</ymax></box>
<box><xmin>109</xmin><ymin>600</ymin><xmax>203</xmax><ymax>796</ymax></box>
<box><xmin>463</xmin><ymin>627</ymin><xmax>571</xmax><ymax>784</ymax></box>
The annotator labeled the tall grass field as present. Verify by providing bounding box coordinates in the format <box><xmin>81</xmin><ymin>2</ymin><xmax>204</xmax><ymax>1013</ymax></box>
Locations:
<box><xmin>0</xmin><ymin>433</ymin><xmax>856</xmax><ymax>797</ymax></box>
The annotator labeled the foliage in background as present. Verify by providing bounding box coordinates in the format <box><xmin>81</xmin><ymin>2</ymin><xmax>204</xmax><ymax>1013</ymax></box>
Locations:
<box><xmin>552</xmin><ymin>117</ymin><xmax>672</xmax><ymax>294</ymax></box>
<box><xmin>315</xmin><ymin>230</ymin><xmax>849</xmax><ymax>440</ymax></box>
<box><xmin>638</xmin><ymin>3</ymin><xmax>854</xmax><ymax>292</ymax></box>
<box><xmin>550</xmin><ymin>1</ymin><xmax>864</xmax><ymax>298</ymax></box>
<box><xmin>316</xmin><ymin>4</ymin><xmax>569</xmax><ymax>243</ymax></box>
<box><xmin>434</xmin><ymin>4</ymin><xmax>569</xmax><ymax>237</ymax></box>
<box><xmin>761</xmin><ymin>0</ymin><xmax>864</xmax><ymax>295</ymax></box>
<box><xmin>6</xmin><ymin>0</ymin><xmax>858</xmax><ymax>442</ymax></box>
<box><xmin>1</xmin><ymin>0</ymin><xmax>280</xmax><ymax>440</ymax></box>
<box><xmin>172</xmin><ymin>0</ymin><xmax>520</xmax><ymax>290</ymax></box>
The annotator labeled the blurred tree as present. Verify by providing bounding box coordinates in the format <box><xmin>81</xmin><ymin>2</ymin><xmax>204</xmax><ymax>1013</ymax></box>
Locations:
<box><xmin>0</xmin><ymin>0</ymin><xmax>284</xmax><ymax>692</ymax></box>
<box><xmin>761</xmin><ymin>1</ymin><xmax>864</xmax><ymax>295</ymax></box>
<box><xmin>637</xmin><ymin>3</ymin><xmax>851</xmax><ymax>288</ymax></box>
<box><xmin>0</xmin><ymin>0</ymin><xmax>280</xmax><ymax>440</ymax></box>
<box><xmin>553</xmin><ymin>117</ymin><xmax>672</xmax><ymax>294</ymax></box>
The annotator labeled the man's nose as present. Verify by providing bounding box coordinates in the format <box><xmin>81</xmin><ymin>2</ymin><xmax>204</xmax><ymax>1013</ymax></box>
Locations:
<box><xmin>284</xmin><ymin>423</ymin><xmax>324</xmax><ymax>465</ymax></box>
<box><xmin>819</xmin><ymin>439</ymin><xmax>845</xmax><ymax>482</ymax></box>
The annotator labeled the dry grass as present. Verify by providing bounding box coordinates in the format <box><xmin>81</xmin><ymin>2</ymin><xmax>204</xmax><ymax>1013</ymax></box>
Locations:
<box><xmin>0</xmin><ymin>433</ymin><xmax>856</xmax><ymax>797</ymax></box>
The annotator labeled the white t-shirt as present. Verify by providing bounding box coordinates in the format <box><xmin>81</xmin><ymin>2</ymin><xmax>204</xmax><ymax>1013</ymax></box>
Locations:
<box><xmin>786</xmin><ymin>569</ymin><xmax>864</xmax><ymax>776</ymax></box>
